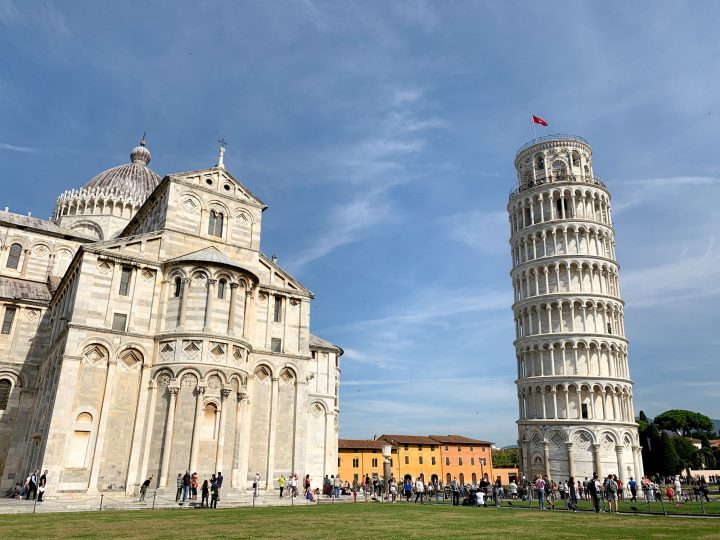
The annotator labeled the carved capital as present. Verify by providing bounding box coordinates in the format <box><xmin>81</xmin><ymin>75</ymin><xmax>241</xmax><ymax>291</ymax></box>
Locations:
<box><xmin>168</xmin><ymin>386</ymin><xmax>180</xmax><ymax>395</ymax></box>
<box><xmin>181</xmin><ymin>277</ymin><xmax>192</xmax><ymax>284</ymax></box>
<box><xmin>221</xmin><ymin>388</ymin><xmax>233</xmax><ymax>399</ymax></box>
<box><xmin>208</xmin><ymin>279</ymin><xmax>218</xmax><ymax>285</ymax></box>
<box><xmin>237</xmin><ymin>392</ymin><xmax>248</xmax><ymax>402</ymax></box>
<box><xmin>230</xmin><ymin>282</ymin><xmax>240</xmax><ymax>289</ymax></box>
<box><xmin>194</xmin><ymin>385</ymin><xmax>206</xmax><ymax>396</ymax></box>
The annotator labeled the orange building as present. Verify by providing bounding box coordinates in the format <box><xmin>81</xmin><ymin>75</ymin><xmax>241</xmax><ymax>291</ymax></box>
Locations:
<box><xmin>339</xmin><ymin>434</ymin><xmax>505</xmax><ymax>487</ymax></box>
<box><xmin>429</xmin><ymin>435</ymin><xmax>494</xmax><ymax>485</ymax></box>
<box><xmin>337</xmin><ymin>439</ymin><xmax>399</xmax><ymax>483</ymax></box>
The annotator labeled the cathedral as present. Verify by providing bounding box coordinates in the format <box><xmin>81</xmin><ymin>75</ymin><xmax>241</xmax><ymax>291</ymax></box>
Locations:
<box><xmin>0</xmin><ymin>140</ymin><xmax>341</xmax><ymax>496</ymax></box>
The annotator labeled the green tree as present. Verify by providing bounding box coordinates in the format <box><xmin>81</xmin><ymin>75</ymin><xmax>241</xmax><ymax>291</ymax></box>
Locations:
<box><xmin>671</xmin><ymin>436</ymin><xmax>697</xmax><ymax>472</ymax></box>
<box><xmin>654</xmin><ymin>409</ymin><xmax>714</xmax><ymax>437</ymax></box>
<box><xmin>659</xmin><ymin>432</ymin><xmax>681</xmax><ymax>476</ymax></box>
<box><xmin>492</xmin><ymin>448</ymin><xmax>519</xmax><ymax>468</ymax></box>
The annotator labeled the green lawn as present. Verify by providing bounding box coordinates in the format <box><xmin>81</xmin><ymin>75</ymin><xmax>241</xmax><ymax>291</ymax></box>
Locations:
<box><xmin>1</xmin><ymin>502</ymin><xmax>718</xmax><ymax>539</ymax></box>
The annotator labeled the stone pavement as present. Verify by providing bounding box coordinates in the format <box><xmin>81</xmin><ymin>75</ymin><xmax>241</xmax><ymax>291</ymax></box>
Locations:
<box><xmin>0</xmin><ymin>491</ymin><xmax>355</xmax><ymax>515</ymax></box>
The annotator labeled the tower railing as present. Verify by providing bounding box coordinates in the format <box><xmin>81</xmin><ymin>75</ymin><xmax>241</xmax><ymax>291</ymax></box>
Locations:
<box><xmin>509</xmin><ymin>175</ymin><xmax>607</xmax><ymax>200</ymax></box>
<box><xmin>515</xmin><ymin>134</ymin><xmax>590</xmax><ymax>157</ymax></box>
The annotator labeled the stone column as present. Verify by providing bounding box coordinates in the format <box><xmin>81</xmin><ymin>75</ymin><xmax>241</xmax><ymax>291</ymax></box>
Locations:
<box><xmin>20</xmin><ymin>249</ymin><xmax>30</xmax><ymax>277</ymax></box>
<box><xmin>542</xmin><ymin>442</ymin><xmax>550</xmax><ymax>478</ymax></box>
<box><xmin>227</xmin><ymin>282</ymin><xmax>239</xmax><ymax>335</ymax></box>
<box><xmin>215</xmin><ymin>388</ymin><xmax>232</xmax><ymax>473</ymax></box>
<box><xmin>189</xmin><ymin>385</ymin><xmax>206</xmax><ymax>472</ymax></box>
<box><xmin>238</xmin><ymin>389</ymin><xmax>253</xmax><ymax>490</ymax></box>
<box><xmin>177</xmin><ymin>278</ymin><xmax>191</xmax><ymax>329</ymax></box>
<box><xmin>265</xmin><ymin>377</ymin><xmax>280</xmax><ymax>488</ymax></box>
<box><xmin>87</xmin><ymin>360</ymin><xmax>117</xmax><ymax>492</ymax></box>
<box><xmin>159</xmin><ymin>385</ymin><xmax>179</xmax><ymax>487</ymax></box>
<box><xmin>565</xmin><ymin>442</ymin><xmax>575</xmax><ymax>479</ymax></box>
<box><xmin>592</xmin><ymin>444</ymin><xmax>602</xmax><ymax>478</ymax></box>
<box><xmin>231</xmin><ymin>392</ymin><xmax>247</xmax><ymax>487</ymax></box>
<box><xmin>632</xmin><ymin>446</ymin><xmax>643</xmax><ymax>479</ymax></box>
<box><xmin>615</xmin><ymin>445</ymin><xmax>625</xmax><ymax>482</ymax></box>
<box><xmin>204</xmin><ymin>279</ymin><xmax>216</xmax><ymax>331</ymax></box>
<box><xmin>551</xmin><ymin>389</ymin><xmax>558</xmax><ymax>419</ymax></box>
<box><xmin>138</xmin><ymin>380</ymin><xmax>159</xmax><ymax>487</ymax></box>
<box><xmin>124</xmin><ymin>366</ymin><xmax>152</xmax><ymax>494</ymax></box>
<box><xmin>241</xmin><ymin>287</ymin><xmax>252</xmax><ymax>339</ymax></box>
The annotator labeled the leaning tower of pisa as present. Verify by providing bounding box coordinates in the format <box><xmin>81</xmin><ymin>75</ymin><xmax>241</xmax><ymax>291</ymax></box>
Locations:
<box><xmin>509</xmin><ymin>135</ymin><xmax>643</xmax><ymax>483</ymax></box>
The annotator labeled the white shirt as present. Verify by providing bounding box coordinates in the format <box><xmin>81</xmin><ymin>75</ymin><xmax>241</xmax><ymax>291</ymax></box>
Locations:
<box><xmin>476</xmin><ymin>491</ymin><xmax>485</xmax><ymax>504</ymax></box>
<box><xmin>415</xmin><ymin>480</ymin><xmax>424</xmax><ymax>492</ymax></box>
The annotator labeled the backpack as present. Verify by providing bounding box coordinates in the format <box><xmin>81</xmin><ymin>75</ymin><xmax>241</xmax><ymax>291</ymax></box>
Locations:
<box><xmin>608</xmin><ymin>480</ymin><xmax>617</xmax><ymax>494</ymax></box>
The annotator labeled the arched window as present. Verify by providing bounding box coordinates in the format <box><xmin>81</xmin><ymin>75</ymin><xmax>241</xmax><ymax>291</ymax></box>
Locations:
<box><xmin>217</xmin><ymin>279</ymin><xmax>226</xmax><ymax>299</ymax></box>
<box><xmin>208</xmin><ymin>210</ymin><xmax>224</xmax><ymax>237</ymax></box>
<box><xmin>1</xmin><ymin>306</ymin><xmax>16</xmax><ymax>335</ymax></box>
<box><xmin>572</xmin><ymin>151</ymin><xmax>580</xmax><ymax>167</ymax></box>
<box><xmin>445</xmin><ymin>457</ymin><xmax>450</xmax><ymax>466</ymax></box>
<box><xmin>0</xmin><ymin>379</ymin><xmax>11</xmax><ymax>410</ymax></box>
<box><xmin>6</xmin><ymin>243</ymin><xmax>22</xmax><ymax>269</ymax></box>
<box><xmin>173</xmin><ymin>277</ymin><xmax>182</xmax><ymax>298</ymax></box>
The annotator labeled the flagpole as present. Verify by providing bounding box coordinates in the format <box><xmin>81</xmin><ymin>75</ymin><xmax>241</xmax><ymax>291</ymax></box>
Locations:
<box><xmin>531</xmin><ymin>114</ymin><xmax>537</xmax><ymax>139</ymax></box>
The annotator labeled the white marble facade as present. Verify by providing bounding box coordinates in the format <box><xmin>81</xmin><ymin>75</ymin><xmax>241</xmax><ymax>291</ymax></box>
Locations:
<box><xmin>509</xmin><ymin>135</ymin><xmax>643</xmax><ymax>483</ymax></box>
<box><xmin>0</xmin><ymin>142</ymin><xmax>341</xmax><ymax>496</ymax></box>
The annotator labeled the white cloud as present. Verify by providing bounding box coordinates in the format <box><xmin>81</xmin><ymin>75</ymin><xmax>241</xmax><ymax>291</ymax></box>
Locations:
<box><xmin>438</xmin><ymin>210</ymin><xmax>508</xmax><ymax>254</ymax></box>
<box><xmin>622</xmin><ymin>238</ymin><xmax>720</xmax><ymax>307</ymax></box>
<box><xmin>0</xmin><ymin>142</ymin><xmax>36</xmax><ymax>153</ymax></box>
<box><xmin>286</xmin><ymin>191</ymin><xmax>395</xmax><ymax>271</ymax></box>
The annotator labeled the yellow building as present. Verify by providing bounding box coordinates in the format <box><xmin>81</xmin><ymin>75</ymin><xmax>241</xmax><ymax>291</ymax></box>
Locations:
<box><xmin>339</xmin><ymin>434</ymin><xmax>509</xmax><ymax>487</ymax></box>
<box><xmin>338</xmin><ymin>439</ymin><xmax>399</xmax><ymax>483</ymax></box>
<box><xmin>379</xmin><ymin>435</ymin><xmax>443</xmax><ymax>484</ymax></box>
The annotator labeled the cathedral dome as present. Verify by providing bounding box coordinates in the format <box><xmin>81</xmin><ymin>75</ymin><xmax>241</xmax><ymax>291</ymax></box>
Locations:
<box><xmin>53</xmin><ymin>139</ymin><xmax>163</xmax><ymax>240</ymax></box>
<box><xmin>81</xmin><ymin>140</ymin><xmax>161</xmax><ymax>201</ymax></box>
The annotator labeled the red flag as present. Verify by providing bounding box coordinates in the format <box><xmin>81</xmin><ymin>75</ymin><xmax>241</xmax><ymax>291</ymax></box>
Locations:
<box><xmin>532</xmin><ymin>115</ymin><xmax>548</xmax><ymax>126</ymax></box>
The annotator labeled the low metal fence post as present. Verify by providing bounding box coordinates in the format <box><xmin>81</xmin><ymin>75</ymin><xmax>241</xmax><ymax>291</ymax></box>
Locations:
<box><xmin>152</xmin><ymin>491</ymin><xmax>156</xmax><ymax>510</ymax></box>
<box><xmin>33</xmin><ymin>498</ymin><xmax>37</xmax><ymax>514</ymax></box>
<box><xmin>99</xmin><ymin>494</ymin><xmax>104</xmax><ymax>511</ymax></box>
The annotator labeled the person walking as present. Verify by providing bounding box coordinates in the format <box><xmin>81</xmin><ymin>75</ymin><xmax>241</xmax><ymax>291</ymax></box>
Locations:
<box><xmin>404</xmin><ymin>477</ymin><xmax>413</xmax><ymax>502</ymax></box>
<box><xmin>414</xmin><ymin>477</ymin><xmax>425</xmax><ymax>504</ymax></box>
<box><xmin>139</xmin><ymin>475</ymin><xmax>152</xmax><ymax>502</ymax></box>
<box><xmin>253</xmin><ymin>472</ymin><xmax>261</xmax><ymax>496</ymax></box>
<box><xmin>36</xmin><ymin>470</ymin><xmax>48</xmax><ymax>502</ymax></box>
<box><xmin>451</xmin><ymin>477</ymin><xmax>460</xmax><ymax>506</ymax></box>
<box><xmin>535</xmin><ymin>475</ymin><xmax>546</xmax><ymax>510</ymax></box>
<box><xmin>568</xmin><ymin>476</ymin><xmax>578</xmax><ymax>512</ymax></box>
<box><xmin>25</xmin><ymin>470</ymin><xmax>38</xmax><ymax>500</ymax></box>
<box><xmin>182</xmin><ymin>471</ymin><xmax>191</xmax><ymax>503</ymax></box>
<box><xmin>175</xmin><ymin>473</ymin><xmax>183</xmax><ymax>502</ymax></box>
<box><xmin>216</xmin><ymin>471</ymin><xmax>224</xmax><ymax>502</ymax></box>
<box><xmin>278</xmin><ymin>474</ymin><xmax>286</xmax><ymax>498</ymax></box>
<box><xmin>290</xmin><ymin>474</ymin><xmax>297</xmax><ymax>497</ymax></box>
<box><xmin>201</xmin><ymin>479</ymin><xmax>210</xmax><ymax>508</ymax></box>
<box><xmin>605</xmin><ymin>474</ymin><xmax>619</xmax><ymax>513</ymax></box>
<box><xmin>210</xmin><ymin>475</ymin><xmax>219</xmax><ymax>509</ymax></box>
<box><xmin>333</xmin><ymin>474</ymin><xmax>341</xmax><ymax>498</ymax></box>
<box><xmin>191</xmin><ymin>472</ymin><xmax>198</xmax><ymax>500</ymax></box>
<box><xmin>628</xmin><ymin>477</ymin><xmax>637</xmax><ymax>502</ymax></box>
<box><xmin>589</xmin><ymin>473</ymin><xmax>602</xmax><ymax>513</ymax></box>
<box><xmin>304</xmin><ymin>474</ymin><xmax>311</xmax><ymax>497</ymax></box>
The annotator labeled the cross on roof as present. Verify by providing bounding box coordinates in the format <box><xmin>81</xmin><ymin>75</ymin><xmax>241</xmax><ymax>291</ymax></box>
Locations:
<box><xmin>218</xmin><ymin>138</ymin><xmax>227</xmax><ymax>148</ymax></box>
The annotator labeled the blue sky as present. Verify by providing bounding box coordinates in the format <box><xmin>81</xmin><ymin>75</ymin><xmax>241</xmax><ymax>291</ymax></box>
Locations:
<box><xmin>1</xmin><ymin>1</ymin><xmax>719</xmax><ymax>446</ymax></box>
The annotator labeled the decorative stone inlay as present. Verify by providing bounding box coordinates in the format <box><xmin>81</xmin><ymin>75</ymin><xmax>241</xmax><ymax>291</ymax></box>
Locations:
<box><xmin>550</xmin><ymin>431</ymin><xmax>565</xmax><ymax>448</ymax></box>
<box><xmin>182</xmin><ymin>373</ymin><xmax>198</xmax><ymax>387</ymax></box>
<box><xmin>573</xmin><ymin>431</ymin><xmax>592</xmax><ymax>450</ymax></box>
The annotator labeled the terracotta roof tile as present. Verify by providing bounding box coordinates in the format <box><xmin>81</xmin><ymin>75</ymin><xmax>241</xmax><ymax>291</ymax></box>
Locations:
<box><xmin>428</xmin><ymin>435</ymin><xmax>494</xmax><ymax>446</ymax></box>
<box><xmin>379</xmin><ymin>434</ymin><xmax>439</xmax><ymax>446</ymax></box>
<box><xmin>338</xmin><ymin>439</ymin><xmax>394</xmax><ymax>450</ymax></box>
